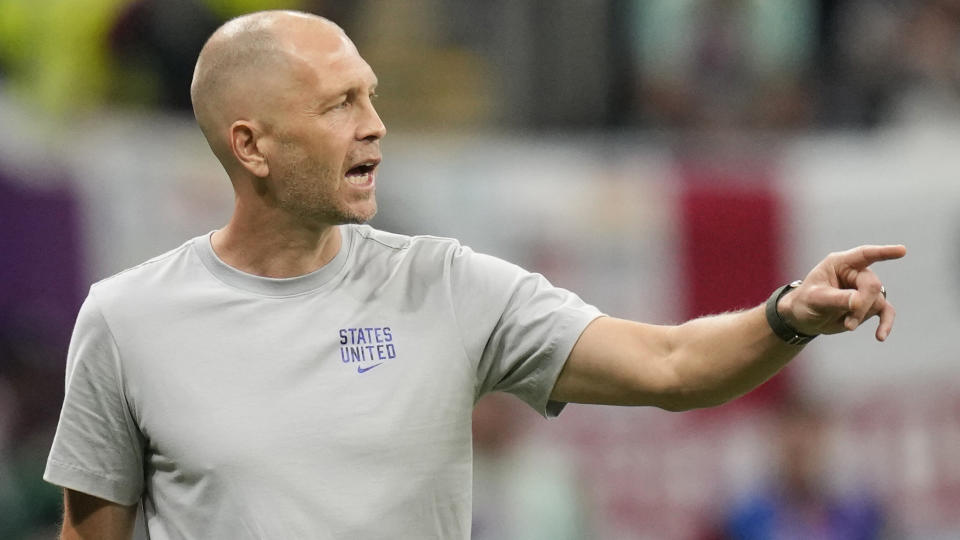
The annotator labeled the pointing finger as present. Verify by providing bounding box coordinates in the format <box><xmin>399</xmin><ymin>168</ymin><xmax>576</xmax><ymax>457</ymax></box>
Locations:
<box><xmin>839</xmin><ymin>245</ymin><xmax>907</xmax><ymax>269</ymax></box>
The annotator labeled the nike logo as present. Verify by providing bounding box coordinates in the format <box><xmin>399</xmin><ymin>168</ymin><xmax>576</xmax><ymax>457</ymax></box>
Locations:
<box><xmin>357</xmin><ymin>363</ymin><xmax>383</xmax><ymax>374</ymax></box>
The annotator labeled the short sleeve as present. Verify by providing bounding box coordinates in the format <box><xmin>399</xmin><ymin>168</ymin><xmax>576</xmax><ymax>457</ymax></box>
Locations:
<box><xmin>44</xmin><ymin>290</ymin><xmax>145</xmax><ymax>505</ymax></box>
<box><xmin>449</xmin><ymin>245</ymin><xmax>603</xmax><ymax>417</ymax></box>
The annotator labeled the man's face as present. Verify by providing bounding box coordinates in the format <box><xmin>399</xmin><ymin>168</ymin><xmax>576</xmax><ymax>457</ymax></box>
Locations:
<box><xmin>263</xmin><ymin>28</ymin><xmax>385</xmax><ymax>226</ymax></box>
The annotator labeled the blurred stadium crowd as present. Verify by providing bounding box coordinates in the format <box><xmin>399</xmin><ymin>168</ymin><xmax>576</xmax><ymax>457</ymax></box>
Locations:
<box><xmin>2</xmin><ymin>1</ymin><xmax>960</xmax><ymax>539</ymax></box>
<box><xmin>3</xmin><ymin>0</ymin><xmax>960</xmax><ymax>128</ymax></box>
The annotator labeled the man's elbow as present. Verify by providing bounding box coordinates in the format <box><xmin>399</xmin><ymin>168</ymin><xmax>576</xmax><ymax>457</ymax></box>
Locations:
<box><xmin>657</xmin><ymin>392</ymin><xmax>734</xmax><ymax>412</ymax></box>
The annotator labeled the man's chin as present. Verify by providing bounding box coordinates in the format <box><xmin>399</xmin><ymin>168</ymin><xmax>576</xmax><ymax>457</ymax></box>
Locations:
<box><xmin>339</xmin><ymin>201</ymin><xmax>377</xmax><ymax>225</ymax></box>
<box><xmin>340</xmin><ymin>213</ymin><xmax>374</xmax><ymax>225</ymax></box>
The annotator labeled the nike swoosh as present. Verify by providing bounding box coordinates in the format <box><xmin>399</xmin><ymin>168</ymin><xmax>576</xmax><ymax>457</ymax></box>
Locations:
<box><xmin>357</xmin><ymin>363</ymin><xmax>383</xmax><ymax>374</ymax></box>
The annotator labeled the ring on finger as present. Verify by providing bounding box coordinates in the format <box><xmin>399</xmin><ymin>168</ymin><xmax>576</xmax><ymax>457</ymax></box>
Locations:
<box><xmin>880</xmin><ymin>285</ymin><xmax>887</xmax><ymax>299</ymax></box>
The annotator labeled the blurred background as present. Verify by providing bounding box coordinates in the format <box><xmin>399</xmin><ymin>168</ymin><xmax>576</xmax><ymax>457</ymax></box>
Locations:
<box><xmin>1</xmin><ymin>0</ymin><xmax>959</xmax><ymax>538</ymax></box>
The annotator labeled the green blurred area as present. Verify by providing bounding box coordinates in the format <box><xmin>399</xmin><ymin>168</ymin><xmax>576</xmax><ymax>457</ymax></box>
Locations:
<box><xmin>0</xmin><ymin>0</ymin><xmax>303</xmax><ymax>116</ymax></box>
<box><xmin>0</xmin><ymin>438</ymin><xmax>61</xmax><ymax>539</ymax></box>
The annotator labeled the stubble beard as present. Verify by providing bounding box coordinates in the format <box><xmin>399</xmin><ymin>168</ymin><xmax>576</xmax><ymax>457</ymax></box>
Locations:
<box><xmin>275</xmin><ymin>151</ymin><xmax>377</xmax><ymax>226</ymax></box>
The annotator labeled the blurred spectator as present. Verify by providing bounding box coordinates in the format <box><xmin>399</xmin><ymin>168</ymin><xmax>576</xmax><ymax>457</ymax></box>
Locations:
<box><xmin>630</xmin><ymin>0</ymin><xmax>817</xmax><ymax>130</ymax></box>
<box><xmin>472</xmin><ymin>393</ymin><xmax>592</xmax><ymax>540</ymax></box>
<box><xmin>108</xmin><ymin>0</ymin><xmax>355</xmax><ymax>111</ymax></box>
<box><xmin>890</xmin><ymin>0</ymin><xmax>960</xmax><ymax>123</ymax></box>
<box><xmin>720</xmin><ymin>398</ymin><xmax>889</xmax><ymax>540</ymax></box>
<box><xmin>350</xmin><ymin>0</ymin><xmax>498</xmax><ymax>130</ymax></box>
<box><xmin>108</xmin><ymin>0</ymin><xmax>223</xmax><ymax>111</ymax></box>
<box><xmin>814</xmin><ymin>0</ymin><xmax>903</xmax><ymax>127</ymax></box>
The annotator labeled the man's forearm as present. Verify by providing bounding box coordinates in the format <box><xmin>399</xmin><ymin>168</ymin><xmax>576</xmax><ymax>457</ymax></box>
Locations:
<box><xmin>662</xmin><ymin>305</ymin><xmax>801</xmax><ymax>411</ymax></box>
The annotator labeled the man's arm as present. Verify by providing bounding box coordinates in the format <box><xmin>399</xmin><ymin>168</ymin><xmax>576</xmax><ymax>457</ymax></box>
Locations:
<box><xmin>61</xmin><ymin>489</ymin><xmax>137</xmax><ymax>540</ymax></box>
<box><xmin>551</xmin><ymin>245</ymin><xmax>906</xmax><ymax>411</ymax></box>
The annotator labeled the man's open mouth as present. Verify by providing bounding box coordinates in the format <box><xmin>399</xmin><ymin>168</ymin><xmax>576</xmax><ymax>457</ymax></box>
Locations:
<box><xmin>345</xmin><ymin>161</ymin><xmax>377</xmax><ymax>185</ymax></box>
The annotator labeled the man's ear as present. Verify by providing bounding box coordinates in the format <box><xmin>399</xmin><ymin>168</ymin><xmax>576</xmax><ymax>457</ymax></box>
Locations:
<box><xmin>229</xmin><ymin>120</ymin><xmax>270</xmax><ymax>178</ymax></box>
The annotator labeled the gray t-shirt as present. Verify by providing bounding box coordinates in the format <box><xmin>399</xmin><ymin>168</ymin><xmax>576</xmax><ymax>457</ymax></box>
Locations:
<box><xmin>44</xmin><ymin>224</ymin><xmax>602</xmax><ymax>539</ymax></box>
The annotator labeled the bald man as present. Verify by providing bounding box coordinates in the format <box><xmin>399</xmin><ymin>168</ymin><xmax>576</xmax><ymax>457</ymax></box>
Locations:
<box><xmin>45</xmin><ymin>10</ymin><xmax>905</xmax><ymax>540</ymax></box>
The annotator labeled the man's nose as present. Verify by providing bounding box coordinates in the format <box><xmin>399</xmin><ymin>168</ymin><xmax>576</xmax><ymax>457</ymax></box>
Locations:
<box><xmin>358</xmin><ymin>101</ymin><xmax>386</xmax><ymax>141</ymax></box>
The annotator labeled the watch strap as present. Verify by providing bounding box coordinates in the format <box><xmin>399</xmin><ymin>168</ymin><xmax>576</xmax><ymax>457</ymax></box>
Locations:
<box><xmin>765</xmin><ymin>280</ymin><xmax>817</xmax><ymax>345</ymax></box>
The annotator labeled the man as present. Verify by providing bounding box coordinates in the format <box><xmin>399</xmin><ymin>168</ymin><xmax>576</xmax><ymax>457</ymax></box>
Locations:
<box><xmin>44</xmin><ymin>10</ymin><xmax>905</xmax><ymax>540</ymax></box>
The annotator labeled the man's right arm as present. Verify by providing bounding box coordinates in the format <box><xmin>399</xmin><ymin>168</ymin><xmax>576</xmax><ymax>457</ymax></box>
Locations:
<box><xmin>550</xmin><ymin>245</ymin><xmax>905</xmax><ymax>410</ymax></box>
<box><xmin>61</xmin><ymin>489</ymin><xmax>137</xmax><ymax>540</ymax></box>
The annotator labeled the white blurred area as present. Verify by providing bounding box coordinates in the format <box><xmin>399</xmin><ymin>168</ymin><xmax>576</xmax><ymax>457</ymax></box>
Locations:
<box><xmin>3</xmin><ymin>0</ymin><xmax>960</xmax><ymax>539</ymax></box>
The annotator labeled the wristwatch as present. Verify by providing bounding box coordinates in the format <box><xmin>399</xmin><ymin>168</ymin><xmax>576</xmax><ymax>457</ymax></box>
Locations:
<box><xmin>765</xmin><ymin>280</ymin><xmax>817</xmax><ymax>345</ymax></box>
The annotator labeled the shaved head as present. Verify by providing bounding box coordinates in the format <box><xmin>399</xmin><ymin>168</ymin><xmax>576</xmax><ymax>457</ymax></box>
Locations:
<box><xmin>190</xmin><ymin>10</ymin><xmax>384</xmax><ymax>228</ymax></box>
<box><xmin>190</xmin><ymin>11</ymin><xmax>351</xmax><ymax>171</ymax></box>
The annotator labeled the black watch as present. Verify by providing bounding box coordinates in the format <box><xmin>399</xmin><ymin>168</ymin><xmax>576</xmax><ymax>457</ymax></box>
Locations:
<box><xmin>765</xmin><ymin>280</ymin><xmax>817</xmax><ymax>345</ymax></box>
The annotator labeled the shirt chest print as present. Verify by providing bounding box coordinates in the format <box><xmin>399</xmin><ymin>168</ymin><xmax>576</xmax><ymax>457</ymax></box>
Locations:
<box><xmin>338</xmin><ymin>326</ymin><xmax>397</xmax><ymax>373</ymax></box>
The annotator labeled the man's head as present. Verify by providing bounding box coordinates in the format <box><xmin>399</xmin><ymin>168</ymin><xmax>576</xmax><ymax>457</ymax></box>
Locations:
<box><xmin>191</xmin><ymin>10</ymin><xmax>385</xmax><ymax>226</ymax></box>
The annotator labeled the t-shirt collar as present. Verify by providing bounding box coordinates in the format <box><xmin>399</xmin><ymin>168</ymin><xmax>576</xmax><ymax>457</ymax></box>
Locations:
<box><xmin>192</xmin><ymin>225</ymin><xmax>353</xmax><ymax>296</ymax></box>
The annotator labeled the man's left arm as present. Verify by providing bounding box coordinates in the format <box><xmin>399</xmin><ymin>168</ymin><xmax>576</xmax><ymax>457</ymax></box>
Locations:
<box><xmin>550</xmin><ymin>245</ymin><xmax>906</xmax><ymax>411</ymax></box>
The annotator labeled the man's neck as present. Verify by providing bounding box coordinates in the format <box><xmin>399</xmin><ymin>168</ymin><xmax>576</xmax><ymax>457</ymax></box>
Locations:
<box><xmin>210</xmin><ymin>214</ymin><xmax>344</xmax><ymax>279</ymax></box>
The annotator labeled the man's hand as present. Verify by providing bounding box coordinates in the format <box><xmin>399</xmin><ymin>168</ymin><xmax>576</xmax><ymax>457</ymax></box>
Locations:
<box><xmin>778</xmin><ymin>245</ymin><xmax>907</xmax><ymax>341</ymax></box>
